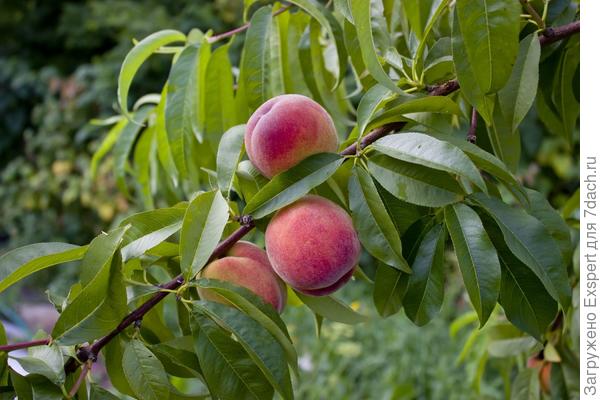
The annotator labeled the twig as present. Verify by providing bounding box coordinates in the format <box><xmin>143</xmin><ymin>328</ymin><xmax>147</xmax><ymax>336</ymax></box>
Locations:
<box><xmin>61</xmin><ymin>18</ymin><xmax>581</xmax><ymax>375</ymax></box>
<box><xmin>65</xmin><ymin>220</ymin><xmax>256</xmax><ymax>373</ymax></box>
<box><xmin>68</xmin><ymin>362</ymin><xmax>90</xmax><ymax>398</ymax></box>
<box><xmin>520</xmin><ymin>0</ymin><xmax>545</xmax><ymax>29</ymax></box>
<box><xmin>467</xmin><ymin>108</ymin><xmax>478</xmax><ymax>143</ymax></box>
<box><xmin>0</xmin><ymin>338</ymin><xmax>50</xmax><ymax>353</ymax></box>
<box><xmin>208</xmin><ymin>4</ymin><xmax>292</xmax><ymax>43</ymax></box>
<box><xmin>539</xmin><ymin>20</ymin><xmax>580</xmax><ymax>46</ymax></box>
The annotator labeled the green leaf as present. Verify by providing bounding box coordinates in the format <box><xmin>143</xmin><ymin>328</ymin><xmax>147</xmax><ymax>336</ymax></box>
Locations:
<box><xmin>368</xmin><ymin>153</ymin><xmax>464</xmax><ymax>207</ymax></box>
<box><xmin>373</xmin><ymin>132</ymin><xmax>486</xmax><ymax>192</ymax></box>
<box><xmin>133</xmin><ymin>124</ymin><xmax>156</xmax><ymax>208</ymax></box>
<box><xmin>287</xmin><ymin>0</ymin><xmax>347</xmax><ymax>90</ymax></box>
<box><xmin>402</xmin><ymin>0</ymin><xmax>434</xmax><ymax>40</ymax></box>
<box><xmin>349</xmin><ymin>0</ymin><xmax>402</xmax><ymax>93</ymax></box>
<box><xmin>191</xmin><ymin>279</ymin><xmax>297</xmax><ymax>370</ymax></box>
<box><xmin>349</xmin><ymin>167</ymin><xmax>410</xmax><ymax>271</ymax></box>
<box><xmin>403</xmin><ymin>224</ymin><xmax>446</xmax><ymax>326</ymax></box>
<box><xmin>444</xmin><ymin>203</ymin><xmax>500</xmax><ymax>326</ymax></box>
<box><xmin>90</xmin><ymin>384</ymin><xmax>121</xmax><ymax>400</ymax></box>
<box><xmin>205</xmin><ymin>43</ymin><xmax>236</xmax><ymax>145</ymax></box>
<box><xmin>103</xmin><ymin>337</ymin><xmax>135</xmax><ymax>397</ymax></box>
<box><xmin>373</xmin><ymin>262</ymin><xmax>409</xmax><ymax>318</ymax></box>
<box><xmin>525</xmin><ymin>189</ymin><xmax>573</xmax><ymax>267</ymax></box>
<box><xmin>498</xmin><ymin>33</ymin><xmax>541</xmax><ymax>133</ymax></box>
<box><xmin>151</xmin><ymin>337</ymin><xmax>202</xmax><ymax>378</ymax></box>
<box><xmin>52</xmin><ymin>228</ymin><xmax>128</xmax><ymax>344</ymax></box>
<box><xmin>191</xmin><ymin>312</ymin><xmax>273</xmax><ymax>400</ymax></box>
<box><xmin>194</xmin><ymin>301</ymin><xmax>293</xmax><ymax>400</ymax></box>
<box><xmin>240</xmin><ymin>6</ymin><xmax>273</xmax><ymax>111</ymax></box>
<box><xmin>217</xmin><ymin>125</ymin><xmax>246</xmax><ymax>196</ymax></box>
<box><xmin>90</xmin><ymin>118</ymin><xmax>127</xmax><ymax>179</ymax></box>
<box><xmin>497</xmin><ymin>231</ymin><xmax>559</xmax><ymax>342</ymax></box>
<box><xmin>244</xmin><ymin>153</ymin><xmax>344</xmax><ymax>219</ymax></box>
<box><xmin>165</xmin><ymin>44</ymin><xmax>204</xmax><ymax>178</ymax></box>
<box><xmin>426</xmin><ymin>132</ymin><xmax>526</xmax><ymax>202</ymax></box>
<box><xmin>0</xmin><ymin>243</ymin><xmax>87</xmax><ymax>294</ymax></box>
<box><xmin>451</xmin><ymin>10</ymin><xmax>494</xmax><ymax>124</ymax></box>
<box><xmin>511</xmin><ymin>369</ymin><xmax>540</xmax><ymax>400</ymax></box>
<box><xmin>12</xmin><ymin>343</ymin><xmax>64</xmax><ymax>385</ymax></box>
<box><xmin>551</xmin><ymin>37</ymin><xmax>580</xmax><ymax>147</ymax></box>
<box><xmin>470</xmin><ymin>193</ymin><xmax>571</xmax><ymax>310</ymax></box>
<box><xmin>118</xmin><ymin>29</ymin><xmax>186</xmax><ymax>116</ymax></box>
<box><xmin>454</xmin><ymin>0</ymin><xmax>521</xmax><ymax>93</ymax></box>
<box><xmin>295</xmin><ymin>291</ymin><xmax>368</xmax><ymax>325</ymax></box>
<box><xmin>366</xmin><ymin>95</ymin><xmax>462</xmax><ymax>130</ymax></box>
<box><xmin>122</xmin><ymin>339</ymin><xmax>170</xmax><ymax>400</ymax></box>
<box><xmin>180</xmin><ymin>190</ymin><xmax>229</xmax><ymax>278</ymax></box>
<box><xmin>120</xmin><ymin>206</ymin><xmax>186</xmax><ymax>261</ymax></box>
<box><xmin>113</xmin><ymin>106</ymin><xmax>154</xmax><ymax>195</ymax></box>
<box><xmin>355</xmin><ymin>84</ymin><xmax>393</xmax><ymax>140</ymax></box>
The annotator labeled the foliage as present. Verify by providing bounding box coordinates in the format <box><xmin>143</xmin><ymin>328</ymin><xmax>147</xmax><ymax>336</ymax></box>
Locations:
<box><xmin>0</xmin><ymin>0</ymin><xmax>580</xmax><ymax>399</ymax></box>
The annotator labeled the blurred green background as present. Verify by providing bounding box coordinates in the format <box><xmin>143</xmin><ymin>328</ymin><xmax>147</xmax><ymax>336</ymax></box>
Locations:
<box><xmin>0</xmin><ymin>1</ymin><xmax>578</xmax><ymax>399</ymax></box>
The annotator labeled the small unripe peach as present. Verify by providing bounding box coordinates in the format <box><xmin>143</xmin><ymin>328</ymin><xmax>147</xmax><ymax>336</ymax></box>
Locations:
<box><xmin>245</xmin><ymin>94</ymin><xmax>338</xmax><ymax>178</ymax></box>
<box><xmin>198</xmin><ymin>242</ymin><xmax>286</xmax><ymax>312</ymax></box>
<box><xmin>266</xmin><ymin>195</ymin><xmax>361</xmax><ymax>296</ymax></box>
<box><xmin>540</xmin><ymin>362</ymin><xmax>552</xmax><ymax>395</ymax></box>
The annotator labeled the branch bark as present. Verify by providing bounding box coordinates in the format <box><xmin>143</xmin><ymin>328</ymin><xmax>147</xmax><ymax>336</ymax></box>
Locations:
<box><xmin>61</xmin><ymin>17</ymin><xmax>580</xmax><ymax>374</ymax></box>
<box><xmin>208</xmin><ymin>4</ymin><xmax>292</xmax><ymax>43</ymax></box>
<box><xmin>0</xmin><ymin>338</ymin><xmax>50</xmax><ymax>353</ymax></box>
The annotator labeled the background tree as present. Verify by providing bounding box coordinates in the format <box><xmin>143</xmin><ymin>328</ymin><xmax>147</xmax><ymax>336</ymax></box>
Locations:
<box><xmin>0</xmin><ymin>0</ymin><xmax>580</xmax><ymax>399</ymax></box>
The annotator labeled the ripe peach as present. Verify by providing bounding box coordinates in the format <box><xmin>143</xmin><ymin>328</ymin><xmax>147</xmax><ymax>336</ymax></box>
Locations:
<box><xmin>198</xmin><ymin>243</ymin><xmax>287</xmax><ymax>312</ymax></box>
<box><xmin>245</xmin><ymin>94</ymin><xmax>338</xmax><ymax>178</ymax></box>
<box><xmin>265</xmin><ymin>195</ymin><xmax>361</xmax><ymax>296</ymax></box>
<box><xmin>226</xmin><ymin>241</ymin><xmax>288</xmax><ymax>302</ymax></box>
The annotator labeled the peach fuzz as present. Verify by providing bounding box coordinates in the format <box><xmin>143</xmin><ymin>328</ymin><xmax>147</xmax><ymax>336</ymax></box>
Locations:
<box><xmin>265</xmin><ymin>195</ymin><xmax>361</xmax><ymax>296</ymax></box>
<box><xmin>226</xmin><ymin>241</ymin><xmax>288</xmax><ymax>303</ymax></box>
<box><xmin>245</xmin><ymin>94</ymin><xmax>338</xmax><ymax>178</ymax></box>
<box><xmin>198</xmin><ymin>253</ymin><xmax>286</xmax><ymax>313</ymax></box>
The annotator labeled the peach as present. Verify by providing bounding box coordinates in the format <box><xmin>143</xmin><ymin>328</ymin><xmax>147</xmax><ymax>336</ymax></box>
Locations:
<box><xmin>265</xmin><ymin>195</ymin><xmax>361</xmax><ymax>296</ymax></box>
<box><xmin>540</xmin><ymin>362</ymin><xmax>552</xmax><ymax>394</ymax></box>
<box><xmin>198</xmin><ymin>242</ymin><xmax>286</xmax><ymax>312</ymax></box>
<box><xmin>245</xmin><ymin>94</ymin><xmax>338</xmax><ymax>178</ymax></box>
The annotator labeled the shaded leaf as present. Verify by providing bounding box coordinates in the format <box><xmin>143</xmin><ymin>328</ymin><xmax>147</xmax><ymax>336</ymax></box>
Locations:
<box><xmin>445</xmin><ymin>203</ymin><xmax>500</xmax><ymax>325</ymax></box>
<box><xmin>403</xmin><ymin>224</ymin><xmax>446</xmax><ymax>326</ymax></box>
<box><xmin>295</xmin><ymin>292</ymin><xmax>368</xmax><ymax>324</ymax></box>
<box><xmin>191</xmin><ymin>312</ymin><xmax>273</xmax><ymax>400</ymax></box>
<box><xmin>349</xmin><ymin>166</ymin><xmax>410</xmax><ymax>271</ymax></box>
<box><xmin>368</xmin><ymin>152</ymin><xmax>464</xmax><ymax>207</ymax></box>
<box><xmin>470</xmin><ymin>193</ymin><xmax>571</xmax><ymax>309</ymax></box>
<box><xmin>498</xmin><ymin>33</ymin><xmax>541</xmax><ymax>133</ymax></box>
<box><xmin>122</xmin><ymin>339</ymin><xmax>170</xmax><ymax>400</ymax></box>
<box><xmin>373</xmin><ymin>262</ymin><xmax>409</xmax><ymax>318</ymax></box>
<box><xmin>195</xmin><ymin>301</ymin><xmax>293</xmax><ymax>400</ymax></box>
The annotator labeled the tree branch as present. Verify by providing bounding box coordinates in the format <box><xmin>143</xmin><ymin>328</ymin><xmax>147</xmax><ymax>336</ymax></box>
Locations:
<box><xmin>539</xmin><ymin>20</ymin><xmax>580</xmax><ymax>46</ymax></box>
<box><xmin>467</xmin><ymin>108</ymin><xmax>478</xmax><ymax>143</ymax></box>
<box><xmin>68</xmin><ymin>362</ymin><xmax>90</xmax><ymax>398</ymax></box>
<box><xmin>61</xmin><ymin>17</ymin><xmax>581</xmax><ymax>374</ymax></box>
<box><xmin>520</xmin><ymin>0</ymin><xmax>545</xmax><ymax>29</ymax></box>
<box><xmin>208</xmin><ymin>4</ymin><xmax>292</xmax><ymax>43</ymax></box>
<box><xmin>0</xmin><ymin>338</ymin><xmax>50</xmax><ymax>353</ymax></box>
